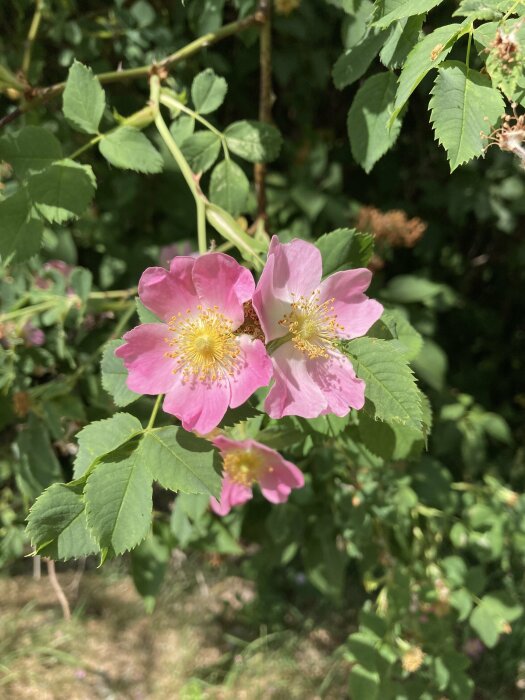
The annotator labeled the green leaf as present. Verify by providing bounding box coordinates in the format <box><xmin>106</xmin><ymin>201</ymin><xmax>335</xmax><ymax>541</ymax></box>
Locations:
<box><xmin>180</xmin><ymin>131</ymin><xmax>221</xmax><ymax>173</ymax></box>
<box><xmin>333</xmin><ymin>29</ymin><xmax>389</xmax><ymax>89</ymax></box>
<box><xmin>347</xmin><ymin>71</ymin><xmax>402</xmax><ymax>173</ymax></box>
<box><xmin>381</xmin><ymin>274</ymin><xmax>455</xmax><ymax>305</ymax></box>
<box><xmin>0</xmin><ymin>189</ymin><xmax>43</xmax><ymax>262</ymax></box>
<box><xmin>377</xmin><ymin>308</ymin><xmax>423</xmax><ymax>361</ymax></box>
<box><xmin>454</xmin><ymin>0</ymin><xmax>516</xmax><ymax>20</ymax></box>
<box><xmin>209</xmin><ymin>159</ymin><xmax>249</xmax><ymax>216</ymax></box>
<box><xmin>374</xmin><ymin>0</ymin><xmax>444</xmax><ymax>28</ymax></box>
<box><xmin>73</xmin><ymin>412</ymin><xmax>143</xmax><ymax>478</ymax></box>
<box><xmin>342</xmin><ymin>0</ymin><xmax>375</xmax><ymax>48</ymax></box>
<box><xmin>100</xmin><ymin>340</ymin><xmax>141</xmax><ymax>407</ymax></box>
<box><xmin>135</xmin><ymin>297</ymin><xmax>160</xmax><ymax>323</ymax></box>
<box><xmin>99</xmin><ymin>126</ymin><xmax>163</xmax><ymax>174</ymax></box>
<box><xmin>26</xmin><ymin>483</ymin><xmax>98</xmax><ymax>560</ymax></box>
<box><xmin>131</xmin><ymin>532</ymin><xmax>170</xmax><ymax>612</ymax></box>
<box><xmin>392</xmin><ymin>23</ymin><xmax>464</xmax><ymax>121</ymax></box>
<box><xmin>85</xmin><ymin>446</ymin><xmax>153</xmax><ymax>555</ymax></box>
<box><xmin>348</xmin><ymin>665</ymin><xmax>380</xmax><ymax>700</ymax></box>
<box><xmin>224</xmin><ymin>120</ymin><xmax>282</xmax><ymax>163</ymax></box>
<box><xmin>16</xmin><ymin>415</ymin><xmax>63</xmax><ymax>500</ymax></box>
<box><xmin>412</xmin><ymin>339</ymin><xmax>448</xmax><ymax>390</ymax></box>
<box><xmin>315</xmin><ymin>228</ymin><xmax>374</xmax><ymax>276</ymax></box>
<box><xmin>379</xmin><ymin>15</ymin><xmax>424</xmax><ymax>69</ymax></box>
<box><xmin>0</xmin><ymin>126</ymin><xmax>63</xmax><ymax>179</ymax></box>
<box><xmin>169</xmin><ymin>115</ymin><xmax>195</xmax><ymax>146</ymax></box>
<box><xmin>345</xmin><ymin>337</ymin><xmax>423</xmax><ymax>432</ymax></box>
<box><xmin>140</xmin><ymin>426</ymin><xmax>221</xmax><ymax>497</ymax></box>
<box><xmin>27</xmin><ymin>158</ymin><xmax>96</xmax><ymax>224</ymax></box>
<box><xmin>70</xmin><ymin>267</ymin><xmax>92</xmax><ymax>302</ymax></box>
<box><xmin>429</xmin><ymin>63</ymin><xmax>505</xmax><ymax>171</ymax></box>
<box><xmin>191</xmin><ymin>68</ymin><xmax>228</xmax><ymax>114</ymax></box>
<box><xmin>469</xmin><ymin>602</ymin><xmax>501</xmax><ymax>647</ymax></box>
<box><xmin>62</xmin><ymin>60</ymin><xmax>106</xmax><ymax>134</ymax></box>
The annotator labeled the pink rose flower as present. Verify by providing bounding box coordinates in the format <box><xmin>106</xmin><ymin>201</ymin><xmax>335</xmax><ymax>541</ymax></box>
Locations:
<box><xmin>210</xmin><ymin>435</ymin><xmax>305</xmax><ymax>516</ymax></box>
<box><xmin>252</xmin><ymin>236</ymin><xmax>383</xmax><ymax>419</ymax></box>
<box><xmin>116</xmin><ymin>253</ymin><xmax>273</xmax><ymax>435</ymax></box>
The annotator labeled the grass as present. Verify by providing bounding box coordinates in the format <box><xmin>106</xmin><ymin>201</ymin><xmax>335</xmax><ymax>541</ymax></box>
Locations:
<box><xmin>0</xmin><ymin>557</ymin><xmax>349</xmax><ymax>699</ymax></box>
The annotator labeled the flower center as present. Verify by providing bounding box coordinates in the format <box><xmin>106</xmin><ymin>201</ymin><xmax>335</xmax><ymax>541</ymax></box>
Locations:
<box><xmin>165</xmin><ymin>306</ymin><xmax>240</xmax><ymax>382</ymax></box>
<box><xmin>278</xmin><ymin>290</ymin><xmax>342</xmax><ymax>359</ymax></box>
<box><xmin>223</xmin><ymin>449</ymin><xmax>266</xmax><ymax>487</ymax></box>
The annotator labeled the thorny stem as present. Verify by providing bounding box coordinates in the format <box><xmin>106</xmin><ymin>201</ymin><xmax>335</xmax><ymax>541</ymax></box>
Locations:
<box><xmin>254</xmin><ymin>0</ymin><xmax>273</xmax><ymax>222</ymax></box>
<box><xmin>146</xmin><ymin>393</ymin><xmax>164</xmax><ymax>430</ymax></box>
<box><xmin>151</xmin><ymin>75</ymin><xmax>208</xmax><ymax>254</ymax></box>
<box><xmin>1</xmin><ymin>10</ymin><xmax>264</xmax><ymax>130</ymax></box>
<box><xmin>21</xmin><ymin>0</ymin><xmax>44</xmax><ymax>76</ymax></box>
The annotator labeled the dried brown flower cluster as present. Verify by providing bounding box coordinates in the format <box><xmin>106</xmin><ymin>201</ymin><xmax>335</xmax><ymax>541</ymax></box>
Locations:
<box><xmin>486</xmin><ymin>106</ymin><xmax>525</xmax><ymax>163</ymax></box>
<box><xmin>488</xmin><ymin>26</ymin><xmax>521</xmax><ymax>73</ymax></box>
<box><xmin>356</xmin><ymin>206</ymin><xmax>427</xmax><ymax>248</ymax></box>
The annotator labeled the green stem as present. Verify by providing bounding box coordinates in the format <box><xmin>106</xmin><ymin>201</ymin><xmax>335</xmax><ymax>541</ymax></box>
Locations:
<box><xmin>151</xmin><ymin>76</ymin><xmax>208</xmax><ymax>253</ymax></box>
<box><xmin>68</xmin><ymin>106</ymin><xmax>154</xmax><ymax>160</ymax></box>
<box><xmin>0</xmin><ymin>300</ymin><xmax>55</xmax><ymax>323</ymax></box>
<box><xmin>501</xmin><ymin>0</ymin><xmax>523</xmax><ymax>23</ymax></box>
<box><xmin>146</xmin><ymin>394</ymin><xmax>164</xmax><ymax>430</ymax></box>
<box><xmin>465</xmin><ymin>23</ymin><xmax>473</xmax><ymax>72</ymax></box>
<box><xmin>88</xmin><ymin>287</ymin><xmax>138</xmax><ymax>300</ymax></box>
<box><xmin>8</xmin><ymin>11</ymin><xmax>264</xmax><ymax>129</ymax></box>
<box><xmin>197</xmin><ymin>198</ymin><xmax>207</xmax><ymax>254</ymax></box>
<box><xmin>266</xmin><ymin>333</ymin><xmax>292</xmax><ymax>355</ymax></box>
<box><xmin>69</xmin><ymin>134</ymin><xmax>103</xmax><ymax>160</ymax></box>
<box><xmin>159</xmin><ymin>92</ymin><xmax>223</xmax><ymax>139</ymax></box>
<box><xmin>22</xmin><ymin>0</ymin><xmax>43</xmax><ymax>77</ymax></box>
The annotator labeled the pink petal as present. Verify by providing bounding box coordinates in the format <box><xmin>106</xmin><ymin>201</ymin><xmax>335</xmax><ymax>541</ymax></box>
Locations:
<box><xmin>264</xmin><ymin>344</ymin><xmax>327</xmax><ymax>419</ymax></box>
<box><xmin>210</xmin><ymin>477</ymin><xmax>253</xmax><ymax>516</ymax></box>
<box><xmin>308</xmin><ymin>350</ymin><xmax>365</xmax><ymax>414</ymax></box>
<box><xmin>319</xmin><ymin>269</ymin><xmax>383</xmax><ymax>339</ymax></box>
<box><xmin>138</xmin><ymin>258</ymin><xmax>200</xmax><ymax>322</ymax></box>
<box><xmin>115</xmin><ymin>323</ymin><xmax>178</xmax><ymax>394</ymax></box>
<box><xmin>257</xmin><ymin>449</ymin><xmax>305</xmax><ymax>504</ymax></box>
<box><xmin>268</xmin><ymin>236</ymin><xmax>323</xmax><ymax>299</ymax></box>
<box><xmin>252</xmin><ymin>253</ymin><xmax>289</xmax><ymax>342</ymax></box>
<box><xmin>163</xmin><ymin>378</ymin><xmax>231</xmax><ymax>434</ymax></box>
<box><xmin>229</xmin><ymin>336</ymin><xmax>273</xmax><ymax>408</ymax></box>
<box><xmin>192</xmin><ymin>253</ymin><xmax>255</xmax><ymax>328</ymax></box>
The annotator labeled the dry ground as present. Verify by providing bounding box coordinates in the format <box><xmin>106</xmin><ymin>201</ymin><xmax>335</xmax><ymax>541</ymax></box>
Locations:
<box><xmin>0</xmin><ymin>559</ymin><xmax>348</xmax><ymax>699</ymax></box>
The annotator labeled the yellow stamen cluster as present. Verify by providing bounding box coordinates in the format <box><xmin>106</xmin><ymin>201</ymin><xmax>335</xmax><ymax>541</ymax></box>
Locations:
<box><xmin>278</xmin><ymin>290</ymin><xmax>343</xmax><ymax>359</ymax></box>
<box><xmin>223</xmin><ymin>449</ymin><xmax>268</xmax><ymax>487</ymax></box>
<box><xmin>165</xmin><ymin>306</ymin><xmax>240</xmax><ymax>383</ymax></box>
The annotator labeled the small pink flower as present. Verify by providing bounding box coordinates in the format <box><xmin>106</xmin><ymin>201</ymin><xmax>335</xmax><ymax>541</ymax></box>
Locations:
<box><xmin>159</xmin><ymin>241</ymin><xmax>197</xmax><ymax>268</ymax></box>
<box><xmin>210</xmin><ymin>436</ymin><xmax>305</xmax><ymax>516</ymax></box>
<box><xmin>116</xmin><ymin>253</ymin><xmax>273</xmax><ymax>435</ymax></box>
<box><xmin>252</xmin><ymin>236</ymin><xmax>383</xmax><ymax>419</ymax></box>
<box><xmin>23</xmin><ymin>322</ymin><xmax>45</xmax><ymax>347</ymax></box>
<box><xmin>35</xmin><ymin>260</ymin><xmax>74</xmax><ymax>289</ymax></box>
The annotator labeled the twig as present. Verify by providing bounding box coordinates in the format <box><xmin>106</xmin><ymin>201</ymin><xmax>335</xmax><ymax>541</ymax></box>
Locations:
<box><xmin>254</xmin><ymin>0</ymin><xmax>273</xmax><ymax>222</ymax></box>
<box><xmin>1</xmin><ymin>11</ymin><xmax>264</xmax><ymax>130</ymax></box>
<box><xmin>21</xmin><ymin>0</ymin><xmax>44</xmax><ymax>77</ymax></box>
<box><xmin>45</xmin><ymin>558</ymin><xmax>71</xmax><ymax>621</ymax></box>
<box><xmin>33</xmin><ymin>554</ymin><xmax>41</xmax><ymax>580</ymax></box>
